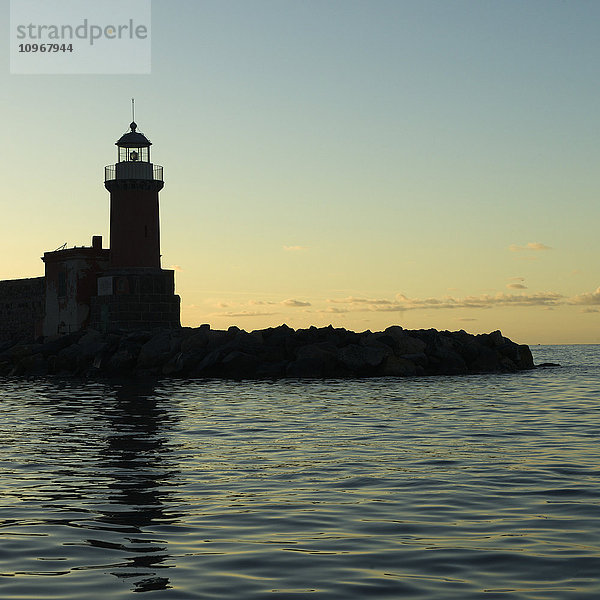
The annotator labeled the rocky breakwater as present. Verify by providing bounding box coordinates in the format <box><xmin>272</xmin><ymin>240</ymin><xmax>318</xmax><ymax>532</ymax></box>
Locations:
<box><xmin>0</xmin><ymin>325</ymin><xmax>534</xmax><ymax>379</ymax></box>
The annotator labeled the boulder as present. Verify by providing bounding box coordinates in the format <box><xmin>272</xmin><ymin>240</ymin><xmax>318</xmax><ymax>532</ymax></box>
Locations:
<box><xmin>380</xmin><ymin>355</ymin><xmax>418</xmax><ymax>377</ymax></box>
<box><xmin>106</xmin><ymin>348</ymin><xmax>138</xmax><ymax>374</ymax></box>
<box><xmin>428</xmin><ymin>347</ymin><xmax>468</xmax><ymax>375</ymax></box>
<box><xmin>468</xmin><ymin>345</ymin><xmax>501</xmax><ymax>373</ymax></box>
<box><xmin>287</xmin><ymin>343</ymin><xmax>338</xmax><ymax>377</ymax></box>
<box><xmin>181</xmin><ymin>324</ymin><xmax>211</xmax><ymax>352</ymax></box>
<box><xmin>189</xmin><ymin>348</ymin><xmax>225</xmax><ymax>377</ymax></box>
<box><xmin>162</xmin><ymin>351</ymin><xmax>186</xmax><ymax>376</ymax></box>
<box><xmin>220</xmin><ymin>351</ymin><xmax>261</xmax><ymax>379</ymax></box>
<box><xmin>383</xmin><ymin>326</ymin><xmax>427</xmax><ymax>355</ymax></box>
<box><xmin>11</xmin><ymin>352</ymin><xmax>47</xmax><ymax>376</ymax></box>
<box><xmin>402</xmin><ymin>352</ymin><xmax>429</xmax><ymax>367</ymax></box>
<box><xmin>255</xmin><ymin>360</ymin><xmax>289</xmax><ymax>378</ymax></box>
<box><xmin>338</xmin><ymin>343</ymin><xmax>388</xmax><ymax>374</ymax></box>
<box><xmin>137</xmin><ymin>330</ymin><xmax>177</xmax><ymax>369</ymax></box>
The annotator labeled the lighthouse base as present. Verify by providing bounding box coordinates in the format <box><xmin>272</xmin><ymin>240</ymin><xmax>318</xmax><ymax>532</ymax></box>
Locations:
<box><xmin>90</xmin><ymin>268</ymin><xmax>180</xmax><ymax>333</ymax></box>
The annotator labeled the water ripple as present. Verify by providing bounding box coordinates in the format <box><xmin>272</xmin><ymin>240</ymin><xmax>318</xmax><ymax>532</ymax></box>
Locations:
<box><xmin>0</xmin><ymin>345</ymin><xmax>599</xmax><ymax>598</ymax></box>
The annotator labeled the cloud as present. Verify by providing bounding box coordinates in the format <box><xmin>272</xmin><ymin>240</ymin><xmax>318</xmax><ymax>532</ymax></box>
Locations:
<box><xmin>213</xmin><ymin>310</ymin><xmax>280</xmax><ymax>318</ymax></box>
<box><xmin>509</xmin><ymin>242</ymin><xmax>552</xmax><ymax>252</ymax></box>
<box><xmin>325</xmin><ymin>291</ymin><xmax>565</xmax><ymax>313</ymax></box>
<box><xmin>211</xmin><ymin>297</ymin><xmax>311</xmax><ymax>314</ymax></box>
<box><xmin>282</xmin><ymin>299</ymin><xmax>311</xmax><ymax>307</ymax></box>
<box><xmin>169</xmin><ymin>264</ymin><xmax>183</xmax><ymax>271</ymax></box>
<box><xmin>510</xmin><ymin>277</ymin><xmax>525</xmax><ymax>281</ymax></box>
<box><xmin>581</xmin><ymin>308</ymin><xmax>599</xmax><ymax>313</ymax></box>
<box><xmin>327</xmin><ymin>296</ymin><xmax>394</xmax><ymax>305</ymax></box>
<box><xmin>569</xmin><ymin>287</ymin><xmax>600</xmax><ymax>306</ymax></box>
<box><xmin>323</xmin><ymin>288</ymin><xmax>600</xmax><ymax>314</ymax></box>
<box><xmin>283</xmin><ymin>245</ymin><xmax>308</xmax><ymax>252</ymax></box>
<box><xmin>397</xmin><ymin>292</ymin><xmax>564</xmax><ymax>309</ymax></box>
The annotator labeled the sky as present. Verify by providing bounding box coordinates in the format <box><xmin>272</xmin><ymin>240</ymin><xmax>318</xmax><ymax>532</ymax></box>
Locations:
<box><xmin>2</xmin><ymin>0</ymin><xmax>599</xmax><ymax>344</ymax></box>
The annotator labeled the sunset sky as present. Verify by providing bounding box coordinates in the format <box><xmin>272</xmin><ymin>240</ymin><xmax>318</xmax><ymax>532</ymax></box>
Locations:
<box><xmin>2</xmin><ymin>0</ymin><xmax>599</xmax><ymax>343</ymax></box>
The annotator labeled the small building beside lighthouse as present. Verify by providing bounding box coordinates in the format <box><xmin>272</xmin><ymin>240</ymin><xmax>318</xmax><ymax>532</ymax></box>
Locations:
<box><xmin>0</xmin><ymin>116</ymin><xmax>180</xmax><ymax>342</ymax></box>
<box><xmin>42</xmin><ymin>236</ymin><xmax>109</xmax><ymax>336</ymax></box>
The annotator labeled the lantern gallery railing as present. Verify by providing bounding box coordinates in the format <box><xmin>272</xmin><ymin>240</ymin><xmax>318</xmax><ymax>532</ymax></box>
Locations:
<box><xmin>105</xmin><ymin>163</ymin><xmax>163</xmax><ymax>182</ymax></box>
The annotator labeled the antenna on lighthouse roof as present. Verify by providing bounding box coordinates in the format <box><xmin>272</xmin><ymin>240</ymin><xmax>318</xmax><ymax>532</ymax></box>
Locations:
<box><xmin>131</xmin><ymin>98</ymin><xmax>135</xmax><ymax>122</ymax></box>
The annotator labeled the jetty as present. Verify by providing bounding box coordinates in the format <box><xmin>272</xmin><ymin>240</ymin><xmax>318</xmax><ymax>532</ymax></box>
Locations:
<box><xmin>0</xmin><ymin>324</ymin><xmax>534</xmax><ymax>378</ymax></box>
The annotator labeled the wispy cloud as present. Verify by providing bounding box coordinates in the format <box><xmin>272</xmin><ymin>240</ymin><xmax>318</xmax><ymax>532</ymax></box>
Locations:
<box><xmin>569</xmin><ymin>287</ymin><xmax>600</xmax><ymax>306</ymax></box>
<box><xmin>509</xmin><ymin>242</ymin><xmax>552</xmax><ymax>252</ymax></box>
<box><xmin>325</xmin><ymin>291</ymin><xmax>565</xmax><ymax>312</ymax></box>
<box><xmin>213</xmin><ymin>310</ymin><xmax>280</xmax><ymax>318</ymax></box>
<box><xmin>328</xmin><ymin>296</ymin><xmax>394</xmax><ymax>305</ymax></box>
<box><xmin>319</xmin><ymin>307</ymin><xmax>350</xmax><ymax>314</ymax></box>
<box><xmin>283</xmin><ymin>245</ymin><xmax>308</xmax><ymax>252</ymax></box>
<box><xmin>507</xmin><ymin>276</ymin><xmax>527</xmax><ymax>289</ymax></box>
<box><xmin>282</xmin><ymin>299</ymin><xmax>311</xmax><ymax>307</ymax></box>
<box><xmin>211</xmin><ymin>297</ymin><xmax>311</xmax><ymax>314</ymax></box>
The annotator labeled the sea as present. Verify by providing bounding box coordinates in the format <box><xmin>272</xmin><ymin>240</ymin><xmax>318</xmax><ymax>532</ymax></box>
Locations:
<box><xmin>0</xmin><ymin>345</ymin><xmax>598</xmax><ymax>599</ymax></box>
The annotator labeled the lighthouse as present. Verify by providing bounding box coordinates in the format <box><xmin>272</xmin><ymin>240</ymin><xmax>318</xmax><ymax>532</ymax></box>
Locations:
<box><xmin>89</xmin><ymin>119</ymin><xmax>180</xmax><ymax>332</ymax></box>
<box><xmin>106</xmin><ymin>121</ymin><xmax>163</xmax><ymax>269</ymax></box>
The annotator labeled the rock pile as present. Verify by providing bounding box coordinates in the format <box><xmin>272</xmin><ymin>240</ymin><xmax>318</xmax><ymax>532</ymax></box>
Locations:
<box><xmin>0</xmin><ymin>324</ymin><xmax>535</xmax><ymax>378</ymax></box>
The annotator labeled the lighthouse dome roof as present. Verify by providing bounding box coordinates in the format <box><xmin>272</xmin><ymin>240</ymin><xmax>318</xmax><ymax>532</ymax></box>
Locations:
<box><xmin>116</xmin><ymin>122</ymin><xmax>152</xmax><ymax>147</ymax></box>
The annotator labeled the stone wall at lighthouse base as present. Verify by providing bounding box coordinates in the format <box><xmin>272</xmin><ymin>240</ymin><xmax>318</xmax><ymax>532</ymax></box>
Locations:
<box><xmin>89</xmin><ymin>268</ymin><xmax>180</xmax><ymax>332</ymax></box>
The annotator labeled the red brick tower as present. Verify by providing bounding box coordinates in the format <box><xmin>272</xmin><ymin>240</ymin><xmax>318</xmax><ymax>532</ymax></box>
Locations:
<box><xmin>105</xmin><ymin>121</ymin><xmax>163</xmax><ymax>268</ymax></box>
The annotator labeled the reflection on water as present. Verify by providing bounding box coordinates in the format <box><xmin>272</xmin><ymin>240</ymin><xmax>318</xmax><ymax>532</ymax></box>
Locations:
<box><xmin>1</xmin><ymin>345</ymin><xmax>600</xmax><ymax>599</ymax></box>
<box><xmin>0</xmin><ymin>379</ymin><xmax>183</xmax><ymax>596</ymax></box>
<box><xmin>93</xmin><ymin>381</ymin><xmax>182</xmax><ymax>593</ymax></box>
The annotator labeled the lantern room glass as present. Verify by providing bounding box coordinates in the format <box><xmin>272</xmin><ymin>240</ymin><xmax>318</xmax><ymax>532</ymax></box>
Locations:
<box><xmin>118</xmin><ymin>145</ymin><xmax>150</xmax><ymax>163</ymax></box>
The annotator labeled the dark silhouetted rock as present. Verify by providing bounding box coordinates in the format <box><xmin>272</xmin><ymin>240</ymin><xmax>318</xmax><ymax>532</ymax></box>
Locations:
<box><xmin>137</xmin><ymin>331</ymin><xmax>178</xmax><ymax>369</ymax></box>
<box><xmin>0</xmin><ymin>324</ymin><xmax>539</xmax><ymax>379</ymax></box>
<box><xmin>287</xmin><ymin>343</ymin><xmax>338</xmax><ymax>378</ymax></box>
<box><xmin>338</xmin><ymin>343</ymin><xmax>387</xmax><ymax>375</ymax></box>
<box><xmin>220</xmin><ymin>351</ymin><xmax>262</xmax><ymax>379</ymax></box>
<box><xmin>380</xmin><ymin>355</ymin><xmax>419</xmax><ymax>377</ymax></box>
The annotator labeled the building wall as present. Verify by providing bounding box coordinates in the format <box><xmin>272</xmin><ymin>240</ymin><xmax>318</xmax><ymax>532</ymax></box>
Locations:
<box><xmin>90</xmin><ymin>269</ymin><xmax>180</xmax><ymax>332</ymax></box>
<box><xmin>42</xmin><ymin>245</ymin><xmax>110</xmax><ymax>337</ymax></box>
<box><xmin>0</xmin><ymin>277</ymin><xmax>45</xmax><ymax>343</ymax></box>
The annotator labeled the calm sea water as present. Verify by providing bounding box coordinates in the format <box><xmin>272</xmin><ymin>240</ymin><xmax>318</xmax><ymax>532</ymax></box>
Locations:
<box><xmin>1</xmin><ymin>345</ymin><xmax>599</xmax><ymax>599</ymax></box>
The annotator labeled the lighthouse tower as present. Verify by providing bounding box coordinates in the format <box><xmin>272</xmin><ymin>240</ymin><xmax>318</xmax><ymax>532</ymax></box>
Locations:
<box><xmin>106</xmin><ymin>121</ymin><xmax>162</xmax><ymax>269</ymax></box>
<box><xmin>89</xmin><ymin>120</ymin><xmax>180</xmax><ymax>332</ymax></box>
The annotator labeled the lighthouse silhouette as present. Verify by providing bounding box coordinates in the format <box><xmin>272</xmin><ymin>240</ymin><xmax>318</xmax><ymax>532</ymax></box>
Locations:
<box><xmin>34</xmin><ymin>110</ymin><xmax>180</xmax><ymax>339</ymax></box>
<box><xmin>106</xmin><ymin>121</ymin><xmax>163</xmax><ymax>269</ymax></box>
<box><xmin>89</xmin><ymin>117</ymin><xmax>181</xmax><ymax>332</ymax></box>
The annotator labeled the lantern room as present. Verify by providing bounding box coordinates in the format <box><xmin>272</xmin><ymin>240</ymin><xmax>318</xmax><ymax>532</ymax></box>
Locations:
<box><xmin>116</xmin><ymin>121</ymin><xmax>151</xmax><ymax>162</ymax></box>
<box><xmin>105</xmin><ymin>121</ymin><xmax>163</xmax><ymax>183</ymax></box>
